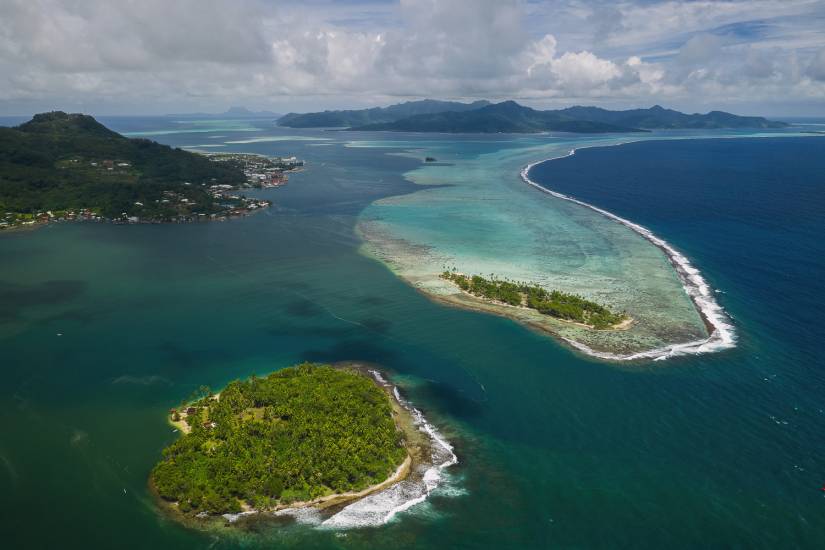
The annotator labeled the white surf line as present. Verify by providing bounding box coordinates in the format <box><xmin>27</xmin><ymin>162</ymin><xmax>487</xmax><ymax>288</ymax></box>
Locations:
<box><xmin>227</xmin><ymin>372</ymin><xmax>459</xmax><ymax>528</ymax></box>
<box><xmin>318</xmin><ymin>372</ymin><xmax>458</xmax><ymax>528</ymax></box>
<box><xmin>520</xmin><ymin>145</ymin><xmax>736</xmax><ymax>361</ymax></box>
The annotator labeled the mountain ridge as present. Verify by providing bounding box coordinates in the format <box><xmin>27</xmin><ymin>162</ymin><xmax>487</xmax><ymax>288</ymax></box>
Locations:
<box><xmin>556</xmin><ymin>104</ymin><xmax>786</xmax><ymax>130</ymax></box>
<box><xmin>280</xmin><ymin>99</ymin><xmax>787</xmax><ymax>134</ymax></box>
<box><xmin>350</xmin><ymin>101</ymin><xmax>644</xmax><ymax>133</ymax></box>
<box><xmin>278</xmin><ymin>99</ymin><xmax>491</xmax><ymax>128</ymax></box>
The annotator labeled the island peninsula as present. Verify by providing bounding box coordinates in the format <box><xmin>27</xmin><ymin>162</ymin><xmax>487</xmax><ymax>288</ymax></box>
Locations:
<box><xmin>0</xmin><ymin>112</ymin><xmax>302</xmax><ymax>230</ymax></box>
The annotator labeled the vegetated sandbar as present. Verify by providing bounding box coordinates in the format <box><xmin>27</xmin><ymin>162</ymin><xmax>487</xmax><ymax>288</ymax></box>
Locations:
<box><xmin>440</xmin><ymin>271</ymin><xmax>632</xmax><ymax>331</ymax></box>
<box><xmin>150</xmin><ymin>362</ymin><xmax>438</xmax><ymax>529</ymax></box>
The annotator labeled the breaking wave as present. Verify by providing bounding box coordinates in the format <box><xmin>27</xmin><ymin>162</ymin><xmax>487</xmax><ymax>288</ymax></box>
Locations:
<box><xmin>255</xmin><ymin>370</ymin><xmax>458</xmax><ymax>529</ymax></box>
<box><xmin>320</xmin><ymin>371</ymin><xmax>458</xmax><ymax>528</ymax></box>
<box><xmin>520</xmin><ymin>147</ymin><xmax>736</xmax><ymax>361</ymax></box>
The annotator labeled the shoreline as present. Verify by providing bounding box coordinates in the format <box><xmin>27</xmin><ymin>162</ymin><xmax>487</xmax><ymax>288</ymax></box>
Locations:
<box><xmin>154</xmin><ymin>362</ymin><xmax>455</xmax><ymax>530</ymax></box>
<box><xmin>427</xmin><ymin>291</ymin><xmax>637</xmax><ymax>355</ymax></box>
<box><xmin>519</xmin><ymin>145</ymin><xmax>736</xmax><ymax>361</ymax></box>
<box><xmin>1</xmin><ymin>206</ymin><xmax>270</xmax><ymax>234</ymax></box>
<box><xmin>441</xmin><ymin>276</ymin><xmax>634</xmax><ymax>332</ymax></box>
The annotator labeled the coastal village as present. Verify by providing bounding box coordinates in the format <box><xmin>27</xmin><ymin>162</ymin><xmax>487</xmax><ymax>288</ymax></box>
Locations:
<box><xmin>206</xmin><ymin>152</ymin><xmax>304</xmax><ymax>189</ymax></box>
<box><xmin>0</xmin><ymin>152</ymin><xmax>304</xmax><ymax>230</ymax></box>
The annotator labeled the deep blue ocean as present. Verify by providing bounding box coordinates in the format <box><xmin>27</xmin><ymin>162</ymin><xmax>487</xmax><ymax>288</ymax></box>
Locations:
<box><xmin>2</xmin><ymin>118</ymin><xmax>825</xmax><ymax>548</ymax></box>
<box><xmin>530</xmin><ymin>137</ymin><xmax>825</xmax><ymax>388</ymax></box>
<box><xmin>530</xmin><ymin>136</ymin><xmax>825</xmax><ymax>541</ymax></box>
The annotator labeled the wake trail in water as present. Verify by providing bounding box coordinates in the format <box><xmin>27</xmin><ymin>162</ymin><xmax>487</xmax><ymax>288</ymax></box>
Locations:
<box><xmin>520</xmin><ymin>147</ymin><xmax>736</xmax><ymax>361</ymax></box>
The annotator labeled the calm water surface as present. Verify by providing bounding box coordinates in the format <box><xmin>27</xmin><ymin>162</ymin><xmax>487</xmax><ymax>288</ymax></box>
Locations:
<box><xmin>1</xmin><ymin>118</ymin><xmax>824</xmax><ymax>548</ymax></box>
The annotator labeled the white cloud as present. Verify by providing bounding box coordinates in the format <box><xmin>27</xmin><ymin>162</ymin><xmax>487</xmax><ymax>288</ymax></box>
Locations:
<box><xmin>677</xmin><ymin>34</ymin><xmax>726</xmax><ymax>67</ymax></box>
<box><xmin>0</xmin><ymin>0</ymin><xmax>824</xmax><ymax>114</ymax></box>
<box><xmin>808</xmin><ymin>48</ymin><xmax>825</xmax><ymax>81</ymax></box>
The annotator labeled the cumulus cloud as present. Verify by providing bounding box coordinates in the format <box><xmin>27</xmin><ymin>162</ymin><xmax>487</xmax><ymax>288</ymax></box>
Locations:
<box><xmin>677</xmin><ymin>34</ymin><xmax>726</xmax><ymax>67</ymax></box>
<box><xmin>526</xmin><ymin>37</ymin><xmax>628</xmax><ymax>93</ymax></box>
<box><xmin>808</xmin><ymin>48</ymin><xmax>825</xmax><ymax>81</ymax></box>
<box><xmin>0</xmin><ymin>0</ymin><xmax>824</xmax><ymax>114</ymax></box>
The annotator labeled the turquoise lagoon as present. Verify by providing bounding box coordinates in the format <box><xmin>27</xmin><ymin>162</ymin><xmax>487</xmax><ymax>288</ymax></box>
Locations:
<box><xmin>355</xmin><ymin>130</ymin><xmax>785</xmax><ymax>357</ymax></box>
<box><xmin>2</xmin><ymin>116</ymin><xmax>823</xmax><ymax>548</ymax></box>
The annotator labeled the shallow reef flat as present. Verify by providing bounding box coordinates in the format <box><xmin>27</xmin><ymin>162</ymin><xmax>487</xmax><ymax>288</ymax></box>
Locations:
<box><xmin>356</xmin><ymin>133</ymin><xmax>712</xmax><ymax>358</ymax></box>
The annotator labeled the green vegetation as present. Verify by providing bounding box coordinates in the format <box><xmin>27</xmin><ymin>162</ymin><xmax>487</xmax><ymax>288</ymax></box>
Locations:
<box><xmin>278</xmin><ymin>99</ymin><xmax>490</xmax><ymax>128</ymax></box>
<box><xmin>0</xmin><ymin>112</ymin><xmax>249</xmax><ymax>222</ymax></box>
<box><xmin>555</xmin><ymin>105</ymin><xmax>787</xmax><ymax>129</ymax></box>
<box><xmin>350</xmin><ymin>101</ymin><xmax>640</xmax><ymax>133</ymax></box>
<box><xmin>151</xmin><ymin>363</ymin><xmax>407</xmax><ymax>516</ymax></box>
<box><xmin>282</xmin><ymin>99</ymin><xmax>785</xmax><ymax>134</ymax></box>
<box><xmin>442</xmin><ymin>271</ymin><xmax>628</xmax><ymax>329</ymax></box>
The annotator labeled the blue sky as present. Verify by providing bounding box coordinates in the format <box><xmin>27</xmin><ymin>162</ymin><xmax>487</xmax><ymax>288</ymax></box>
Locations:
<box><xmin>1</xmin><ymin>0</ymin><xmax>824</xmax><ymax>116</ymax></box>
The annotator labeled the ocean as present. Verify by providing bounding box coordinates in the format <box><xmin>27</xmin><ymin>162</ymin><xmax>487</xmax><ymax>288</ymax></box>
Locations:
<box><xmin>1</xmin><ymin>116</ymin><xmax>824</xmax><ymax>548</ymax></box>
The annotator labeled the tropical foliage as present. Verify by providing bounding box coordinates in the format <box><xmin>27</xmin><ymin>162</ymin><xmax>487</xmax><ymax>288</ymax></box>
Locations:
<box><xmin>151</xmin><ymin>363</ymin><xmax>406</xmax><ymax>516</ymax></box>
<box><xmin>0</xmin><ymin>112</ymin><xmax>245</xmax><ymax>218</ymax></box>
<box><xmin>442</xmin><ymin>271</ymin><xmax>627</xmax><ymax>329</ymax></box>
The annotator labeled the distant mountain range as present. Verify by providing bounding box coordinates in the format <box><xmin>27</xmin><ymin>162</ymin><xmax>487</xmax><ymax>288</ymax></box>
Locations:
<box><xmin>554</xmin><ymin>105</ymin><xmax>786</xmax><ymax>130</ymax></box>
<box><xmin>169</xmin><ymin>106</ymin><xmax>281</xmax><ymax>119</ymax></box>
<box><xmin>277</xmin><ymin>99</ymin><xmax>491</xmax><ymax>128</ymax></box>
<box><xmin>278</xmin><ymin>100</ymin><xmax>787</xmax><ymax>134</ymax></box>
<box><xmin>350</xmin><ymin>101</ymin><xmax>644</xmax><ymax>133</ymax></box>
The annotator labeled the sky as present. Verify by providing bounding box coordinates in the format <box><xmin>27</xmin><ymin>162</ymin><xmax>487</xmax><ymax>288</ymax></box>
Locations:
<box><xmin>1</xmin><ymin>0</ymin><xmax>824</xmax><ymax>116</ymax></box>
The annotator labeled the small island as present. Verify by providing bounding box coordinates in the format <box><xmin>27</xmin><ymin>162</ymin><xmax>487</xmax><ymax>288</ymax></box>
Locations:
<box><xmin>151</xmin><ymin>363</ymin><xmax>415</xmax><ymax>522</ymax></box>
<box><xmin>441</xmin><ymin>271</ymin><xmax>629</xmax><ymax>330</ymax></box>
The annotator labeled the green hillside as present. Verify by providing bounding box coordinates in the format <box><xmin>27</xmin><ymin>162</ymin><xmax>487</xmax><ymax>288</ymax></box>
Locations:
<box><xmin>278</xmin><ymin>99</ymin><xmax>490</xmax><ymax>128</ymax></box>
<box><xmin>0</xmin><ymin>112</ymin><xmax>247</xmax><ymax>221</ymax></box>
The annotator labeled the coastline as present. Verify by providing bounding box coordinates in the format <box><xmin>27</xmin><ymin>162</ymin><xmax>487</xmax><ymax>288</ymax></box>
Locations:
<box><xmin>427</xmin><ymin>290</ymin><xmax>636</xmax><ymax>352</ymax></box>
<box><xmin>154</xmin><ymin>363</ymin><xmax>456</xmax><ymax>530</ymax></box>
<box><xmin>1</xmin><ymin>205</ymin><xmax>270</xmax><ymax>234</ymax></box>
<box><xmin>357</xmin><ymin>215</ymin><xmax>703</xmax><ymax>360</ymax></box>
<box><xmin>520</xmin><ymin>146</ymin><xmax>736</xmax><ymax>361</ymax></box>
<box><xmin>355</xmin><ymin>132</ymin><xmax>818</xmax><ymax>362</ymax></box>
<box><xmin>439</xmin><ymin>277</ymin><xmax>634</xmax><ymax>332</ymax></box>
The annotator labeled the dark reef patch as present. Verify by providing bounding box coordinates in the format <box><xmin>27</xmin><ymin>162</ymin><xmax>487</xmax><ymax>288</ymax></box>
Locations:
<box><xmin>157</xmin><ymin>341</ymin><xmax>232</xmax><ymax>369</ymax></box>
<box><xmin>360</xmin><ymin>316</ymin><xmax>392</xmax><ymax>334</ymax></box>
<box><xmin>301</xmin><ymin>339</ymin><xmax>398</xmax><ymax>366</ymax></box>
<box><xmin>0</xmin><ymin>280</ymin><xmax>87</xmax><ymax>322</ymax></box>
<box><xmin>283</xmin><ymin>298</ymin><xmax>323</xmax><ymax>318</ymax></box>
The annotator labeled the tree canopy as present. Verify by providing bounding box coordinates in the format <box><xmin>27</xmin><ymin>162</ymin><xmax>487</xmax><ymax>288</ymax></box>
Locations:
<box><xmin>0</xmin><ymin>112</ymin><xmax>245</xmax><ymax>218</ymax></box>
<box><xmin>442</xmin><ymin>271</ymin><xmax>627</xmax><ymax>329</ymax></box>
<box><xmin>151</xmin><ymin>363</ymin><xmax>407</xmax><ymax>516</ymax></box>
